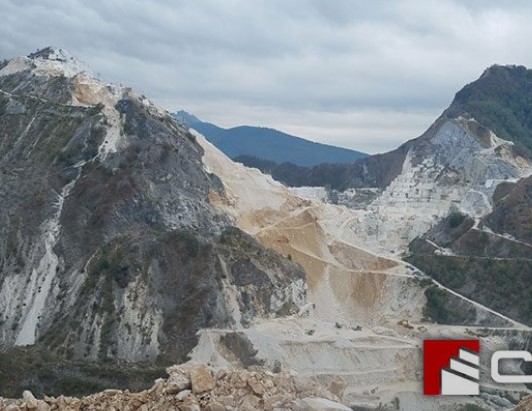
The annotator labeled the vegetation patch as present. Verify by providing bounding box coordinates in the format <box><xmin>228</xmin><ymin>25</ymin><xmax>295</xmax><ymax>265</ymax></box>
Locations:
<box><xmin>218</xmin><ymin>227</ymin><xmax>285</xmax><ymax>270</ymax></box>
<box><xmin>220</xmin><ymin>332</ymin><xmax>265</xmax><ymax>368</ymax></box>
<box><xmin>86</xmin><ymin>236</ymin><xmax>133</xmax><ymax>292</ymax></box>
<box><xmin>407</xmin><ymin>255</ymin><xmax>532</xmax><ymax>325</ymax></box>
<box><xmin>457</xmin><ymin>405</ymin><xmax>490</xmax><ymax>411</ymax></box>
<box><xmin>424</xmin><ymin>286</ymin><xmax>457</xmax><ymax>324</ymax></box>
<box><xmin>448</xmin><ymin>211</ymin><xmax>466</xmax><ymax>228</ymax></box>
<box><xmin>0</xmin><ymin>95</ymin><xmax>7</xmax><ymax>117</ymax></box>
<box><xmin>0</xmin><ymin>346</ymin><xmax>165</xmax><ymax>398</ymax></box>
<box><xmin>450</xmin><ymin>64</ymin><xmax>532</xmax><ymax>152</ymax></box>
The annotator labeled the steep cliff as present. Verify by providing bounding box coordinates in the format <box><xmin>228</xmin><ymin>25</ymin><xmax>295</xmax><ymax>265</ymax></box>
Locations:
<box><xmin>0</xmin><ymin>48</ymin><xmax>305</xmax><ymax>367</ymax></box>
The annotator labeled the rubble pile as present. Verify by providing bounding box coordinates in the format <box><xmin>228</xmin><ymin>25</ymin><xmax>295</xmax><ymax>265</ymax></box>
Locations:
<box><xmin>0</xmin><ymin>364</ymin><xmax>350</xmax><ymax>411</ymax></box>
<box><xmin>515</xmin><ymin>395</ymin><xmax>532</xmax><ymax>411</ymax></box>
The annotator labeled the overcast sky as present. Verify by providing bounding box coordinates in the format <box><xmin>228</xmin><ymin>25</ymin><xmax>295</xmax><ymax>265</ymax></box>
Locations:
<box><xmin>1</xmin><ymin>1</ymin><xmax>532</xmax><ymax>153</ymax></box>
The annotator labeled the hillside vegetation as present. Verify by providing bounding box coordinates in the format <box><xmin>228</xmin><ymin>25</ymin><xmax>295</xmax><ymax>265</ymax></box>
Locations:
<box><xmin>446</xmin><ymin>65</ymin><xmax>532</xmax><ymax>152</ymax></box>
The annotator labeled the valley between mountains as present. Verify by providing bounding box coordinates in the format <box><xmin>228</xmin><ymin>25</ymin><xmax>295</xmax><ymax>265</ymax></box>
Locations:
<box><xmin>0</xmin><ymin>48</ymin><xmax>531</xmax><ymax>410</ymax></box>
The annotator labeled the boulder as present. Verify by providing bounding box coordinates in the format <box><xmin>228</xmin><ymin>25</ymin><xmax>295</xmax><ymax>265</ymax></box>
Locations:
<box><xmin>328</xmin><ymin>376</ymin><xmax>347</xmax><ymax>399</ymax></box>
<box><xmin>178</xmin><ymin>402</ymin><xmax>201</xmax><ymax>411</ymax></box>
<box><xmin>190</xmin><ymin>364</ymin><xmax>215</xmax><ymax>394</ymax></box>
<box><xmin>247</xmin><ymin>377</ymin><xmax>265</xmax><ymax>396</ymax></box>
<box><xmin>175</xmin><ymin>390</ymin><xmax>193</xmax><ymax>402</ymax></box>
<box><xmin>22</xmin><ymin>391</ymin><xmax>38</xmax><ymax>410</ymax></box>
<box><xmin>204</xmin><ymin>402</ymin><xmax>226</xmax><ymax>411</ymax></box>
<box><xmin>166</xmin><ymin>371</ymin><xmax>192</xmax><ymax>394</ymax></box>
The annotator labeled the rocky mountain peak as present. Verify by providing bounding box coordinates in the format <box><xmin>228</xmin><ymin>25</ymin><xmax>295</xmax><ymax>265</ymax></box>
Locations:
<box><xmin>28</xmin><ymin>46</ymin><xmax>75</xmax><ymax>62</ymax></box>
<box><xmin>0</xmin><ymin>46</ymin><xmax>92</xmax><ymax>79</ymax></box>
<box><xmin>479</xmin><ymin>63</ymin><xmax>529</xmax><ymax>80</ymax></box>
<box><xmin>444</xmin><ymin>64</ymin><xmax>532</xmax><ymax>152</ymax></box>
<box><xmin>0</xmin><ymin>47</ymin><xmax>306</xmax><ymax>365</ymax></box>
<box><xmin>31</xmin><ymin>46</ymin><xmax>93</xmax><ymax>78</ymax></box>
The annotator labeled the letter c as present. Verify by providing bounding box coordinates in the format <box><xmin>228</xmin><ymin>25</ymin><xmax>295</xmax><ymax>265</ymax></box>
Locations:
<box><xmin>491</xmin><ymin>351</ymin><xmax>532</xmax><ymax>383</ymax></box>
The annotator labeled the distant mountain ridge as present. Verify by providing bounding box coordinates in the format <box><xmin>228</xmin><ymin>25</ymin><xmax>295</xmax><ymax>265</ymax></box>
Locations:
<box><xmin>172</xmin><ymin>110</ymin><xmax>367</xmax><ymax>167</ymax></box>
<box><xmin>234</xmin><ymin>65</ymin><xmax>532</xmax><ymax>190</ymax></box>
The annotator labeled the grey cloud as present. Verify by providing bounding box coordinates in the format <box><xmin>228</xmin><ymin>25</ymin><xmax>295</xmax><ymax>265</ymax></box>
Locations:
<box><xmin>1</xmin><ymin>0</ymin><xmax>532</xmax><ymax>153</ymax></box>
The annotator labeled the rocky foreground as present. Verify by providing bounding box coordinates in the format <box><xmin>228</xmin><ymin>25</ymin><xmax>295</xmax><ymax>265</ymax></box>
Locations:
<box><xmin>515</xmin><ymin>396</ymin><xmax>532</xmax><ymax>411</ymax></box>
<box><xmin>0</xmin><ymin>363</ymin><xmax>350</xmax><ymax>411</ymax></box>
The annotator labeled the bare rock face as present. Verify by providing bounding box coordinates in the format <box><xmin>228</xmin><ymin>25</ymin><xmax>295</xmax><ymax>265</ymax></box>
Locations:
<box><xmin>0</xmin><ymin>364</ymin><xmax>348</xmax><ymax>410</ymax></box>
<box><xmin>0</xmin><ymin>48</ymin><xmax>306</xmax><ymax>370</ymax></box>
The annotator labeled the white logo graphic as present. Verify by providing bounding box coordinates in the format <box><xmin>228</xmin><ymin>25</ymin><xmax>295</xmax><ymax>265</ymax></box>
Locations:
<box><xmin>441</xmin><ymin>348</ymin><xmax>480</xmax><ymax>395</ymax></box>
<box><xmin>492</xmin><ymin>351</ymin><xmax>532</xmax><ymax>384</ymax></box>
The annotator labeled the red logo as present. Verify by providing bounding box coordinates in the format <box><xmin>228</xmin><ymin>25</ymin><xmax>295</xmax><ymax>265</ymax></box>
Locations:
<box><xmin>423</xmin><ymin>339</ymin><xmax>480</xmax><ymax>396</ymax></box>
